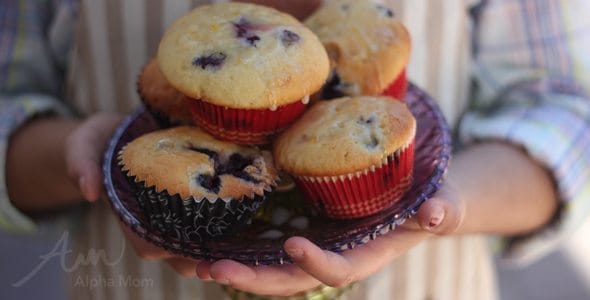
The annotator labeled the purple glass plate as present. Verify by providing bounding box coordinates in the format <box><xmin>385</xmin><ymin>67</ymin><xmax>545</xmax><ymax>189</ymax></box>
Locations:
<box><xmin>103</xmin><ymin>83</ymin><xmax>451</xmax><ymax>265</ymax></box>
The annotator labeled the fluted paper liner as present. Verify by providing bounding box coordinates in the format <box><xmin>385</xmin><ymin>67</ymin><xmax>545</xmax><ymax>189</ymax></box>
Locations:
<box><xmin>295</xmin><ymin>140</ymin><xmax>415</xmax><ymax>219</ymax></box>
<box><xmin>189</xmin><ymin>98</ymin><xmax>308</xmax><ymax>145</ymax></box>
<box><xmin>382</xmin><ymin>68</ymin><xmax>407</xmax><ymax>101</ymax></box>
<box><xmin>122</xmin><ymin>170</ymin><xmax>269</xmax><ymax>242</ymax></box>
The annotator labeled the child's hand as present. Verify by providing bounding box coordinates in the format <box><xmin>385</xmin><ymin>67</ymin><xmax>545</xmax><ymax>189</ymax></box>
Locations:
<box><xmin>7</xmin><ymin>113</ymin><xmax>122</xmax><ymax>211</ymax></box>
<box><xmin>194</xmin><ymin>183</ymin><xmax>465</xmax><ymax>296</ymax></box>
<box><xmin>66</xmin><ymin>113</ymin><xmax>206</xmax><ymax>277</ymax></box>
<box><xmin>65</xmin><ymin>113</ymin><xmax>123</xmax><ymax>202</ymax></box>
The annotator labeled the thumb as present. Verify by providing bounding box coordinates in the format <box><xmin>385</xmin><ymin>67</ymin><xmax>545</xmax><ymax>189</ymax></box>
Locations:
<box><xmin>416</xmin><ymin>183</ymin><xmax>464</xmax><ymax>235</ymax></box>
<box><xmin>66</xmin><ymin>114</ymin><xmax>123</xmax><ymax>202</ymax></box>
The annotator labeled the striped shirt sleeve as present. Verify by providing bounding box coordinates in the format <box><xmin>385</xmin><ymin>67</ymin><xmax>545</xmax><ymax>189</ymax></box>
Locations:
<box><xmin>461</xmin><ymin>0</ymin><xmax>590</xmax><ymax>264</ymax></box>
<box><xmin>0</xmin><ymin>0</ymin><xmax>77</xmax><ymax>233</ymax></box>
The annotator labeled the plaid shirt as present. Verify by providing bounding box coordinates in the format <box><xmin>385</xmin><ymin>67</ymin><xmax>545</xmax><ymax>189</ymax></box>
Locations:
<box><xmin>1</xmin><ymin>0</ymin><xmax>589</xmax><ymax>266</ymax></box>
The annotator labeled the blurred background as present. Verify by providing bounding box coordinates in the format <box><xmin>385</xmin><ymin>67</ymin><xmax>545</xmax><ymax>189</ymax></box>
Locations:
<box><xmin>496</xmin><ymin>216</ymin><xmax>590</xmax><ymax>300</ymax></box>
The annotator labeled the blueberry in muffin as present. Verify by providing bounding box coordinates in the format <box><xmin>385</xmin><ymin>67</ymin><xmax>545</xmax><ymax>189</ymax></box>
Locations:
<box><xmin>118</xmin><ymin>126</ymin><xmax>277</xmax><ymax>241</ymax></box>
<box><xmin>157</xmin><ymin>2</ymin><xmax>330</xmax><ymax>144</ymax></box>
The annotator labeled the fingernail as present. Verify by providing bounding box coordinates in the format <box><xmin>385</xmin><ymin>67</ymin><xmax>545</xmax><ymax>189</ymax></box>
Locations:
<box><xmin>285</xmin><ymin>247</ymin><xmax>304</xmax><ymax>260</ymax></box>
<box><xmin>428</xmin><ymin>218</ymin><xmax>441</xmax><ymax>228</ymax></box>
<box><xmin>427</xmin><ymin>206</ymin><xmax>445</xmax><ymax>229</ymax></box>
<box><xmin>217</xmin><ymin>278</ymin><xmax>230</xmax><ymax>285</ymax></box>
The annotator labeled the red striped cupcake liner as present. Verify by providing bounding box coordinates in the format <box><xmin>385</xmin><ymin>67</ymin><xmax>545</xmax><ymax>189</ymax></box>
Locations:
<box><xmin>382</xmin><ymin>68</ymin><xmax>407</xmax><ymax>101</ymax></box>
<box><xmin>189</xmin><ymin>98</ymin><xmax>308</xmax><ymax>145</ymax></box>
<box><xmin>294</xmin><ymin>140</ymin><xmax>415</xmax><ymax>219</ymax></box>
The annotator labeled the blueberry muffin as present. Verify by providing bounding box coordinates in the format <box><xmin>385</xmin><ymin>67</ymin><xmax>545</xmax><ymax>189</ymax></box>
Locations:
<box><xmin>118</xmin><ymin>126</ymin><xmax>278</xmax><ymax>241</ymax></box>
<box><xmin>305</xmin><ymin>0</ymin><xmax>411</xmax><ymax>100</ymax></box>
<box><xmin>137</xmin><ymin>59</ymin><xmax>193</xmax><ymax>126</ymax></box>
<box><xmin>157</xmin><ymin>2</ymin><xmax>330</xmax><ymax>144</ymax></box>
<box><xmin>274</xmin><ymin>96</ymin><xmax>416</xmax><ymax>219</ymax></box>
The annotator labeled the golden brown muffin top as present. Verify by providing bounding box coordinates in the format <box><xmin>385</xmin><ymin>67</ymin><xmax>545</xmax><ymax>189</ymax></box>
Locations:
<box><xmin>138</xmin><ymin>59</ymin><xmax>193</xmax><ymax>124</ymax></box>
<box><xmin>119</xmin><ymin>126</ymin><xmax>277</xmax><ymax>200</ymax></box>
<box><xmin>158</xmin><ymin>2</ymin><xmax>330</xmax><ymax>109</ymax></box>
<box><xmin>305</xmin><ymin>0</ymin><xmax>411</xmax><ymax>97</ymax></box>
<box><xmin>274</xmin><ymin>96</ymin><xmax>415</xmax><ymax>177</ymax></box>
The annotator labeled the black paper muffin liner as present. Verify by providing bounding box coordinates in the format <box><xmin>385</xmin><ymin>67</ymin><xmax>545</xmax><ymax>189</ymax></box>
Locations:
<box><xmin>122</xmin><ymin>170</ymin><xmax>266</xmax><ymax>242</ymax></box>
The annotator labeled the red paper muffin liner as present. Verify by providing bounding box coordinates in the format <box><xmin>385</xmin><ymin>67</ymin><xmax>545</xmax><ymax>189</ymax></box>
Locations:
<box><xmin>189</xmin><ymin>98</ymin><xmax>308</xmax><ymax>145</ymax></box>
<box><xmin>382</xmin><ymin>68</ymin><xmax>407</xmax><ymax>101</ymax></box>
<box><xmin>294</xmin><ymin>140</ymin><xmax>415</xmax><ymax>219</ymax></box>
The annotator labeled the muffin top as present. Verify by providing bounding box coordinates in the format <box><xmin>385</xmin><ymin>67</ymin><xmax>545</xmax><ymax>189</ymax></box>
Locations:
<box><xmin>305</xmin><ymin>0</ymin><xmax>411</xmax><ymax>97</ymax></box>
<box><xmin>119</xmin><ymin>126</ymin><xmax>277</xmax><ymax>200</ymax></box>
<box><xmin>274</xmin><ymin>96</ymin><xmax>416</xmax><ymax>177</ymax></box>
<box><xmin>157</xmin><ymin>2</ymin><xmax>330</xmax><ymax>110</ymax></box>
<box><xmin>138</xmin><ymin>59</ymin><xmax>193</xmax><ymax>124</ymax></box>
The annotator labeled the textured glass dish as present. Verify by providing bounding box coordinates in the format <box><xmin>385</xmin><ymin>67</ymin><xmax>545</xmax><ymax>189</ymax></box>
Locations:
<box><xmin>103</xmin><ymin>84</ymin><xmax>452</xmax><ymax>265</ymax></box>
